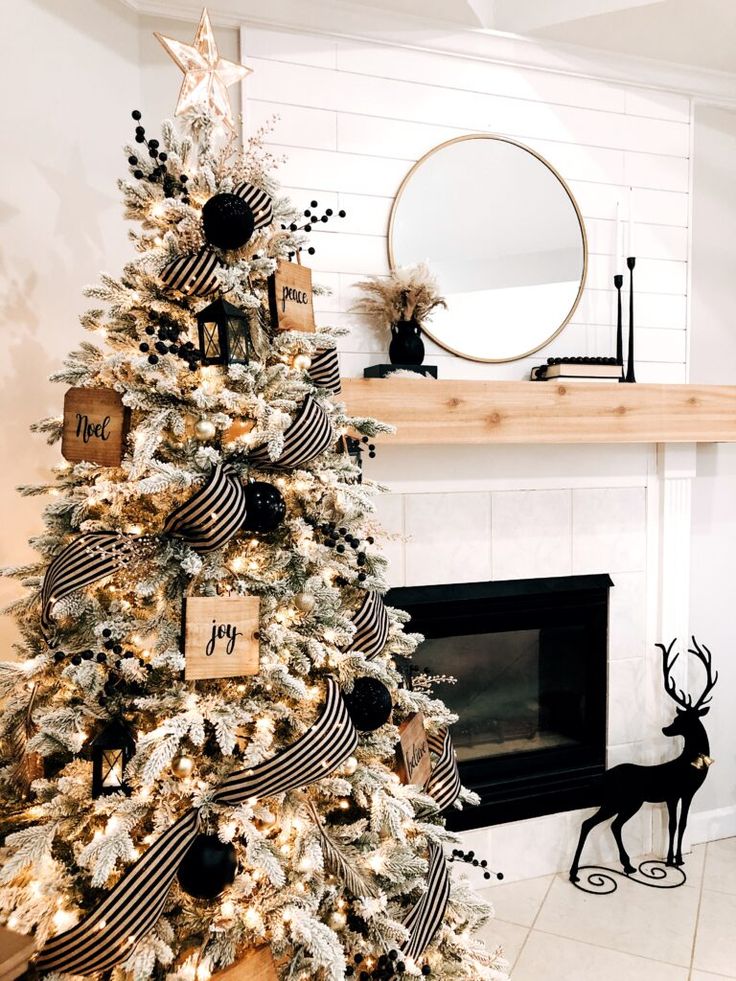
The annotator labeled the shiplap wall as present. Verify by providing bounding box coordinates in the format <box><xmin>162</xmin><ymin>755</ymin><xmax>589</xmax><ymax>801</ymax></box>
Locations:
<box><xmin>241</xmin><ymin>26</ymin><xmax>690</xmax><ymax>382</ymax></box>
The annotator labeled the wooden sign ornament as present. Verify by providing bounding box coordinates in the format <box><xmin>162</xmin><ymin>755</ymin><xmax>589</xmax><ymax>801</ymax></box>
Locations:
<box><xmin>397</xmin><ymin>712</ymin><xmax>432</xmax><ymax>787</ymax></box>
<box><xmin>268</xmin><ymin>259</ymin><xmax>315</xmax><ymax>333</ymax></box>
<box><xmin>212</xmin><ymin>945</ymin><xmax>278</xmax><ymax>981</ymax></box>
<box><xmin>184</xmin><ymin>595</ymin><xmax>260</xmax><ymax>680</ymax></box>
<box><xmin>61</xmin><ymin>387</ymin><xmax>130</xmax><ymax>466</ymax></box>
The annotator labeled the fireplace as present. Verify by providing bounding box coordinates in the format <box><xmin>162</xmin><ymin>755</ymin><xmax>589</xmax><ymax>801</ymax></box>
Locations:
<box><xmin>388</xmin><ymin>575</ymin><xmax>611</xmax><ymax>830</ymax></box>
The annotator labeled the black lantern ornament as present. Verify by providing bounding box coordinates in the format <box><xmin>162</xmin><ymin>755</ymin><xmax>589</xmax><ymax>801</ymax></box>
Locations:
<box><xmin>90</xmin><ymin>718</ymin><xmax>136</xmax><ymax>798</ymax></box>
<box><xmin>177</xmin><ymin>833</ymin><xmax>237</xmax><ymax>900</ymax></box>
<box><xmin>196</xmin><ymin>298</ymin><xmax>263</xmax><ymax>366</ymax></box>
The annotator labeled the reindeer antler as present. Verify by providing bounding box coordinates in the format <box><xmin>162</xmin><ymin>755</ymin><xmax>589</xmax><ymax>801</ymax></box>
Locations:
<box><xmin>688</xmin><ymin>636</ymin><xmax>719</xmax><ymax>709</ymax></box>
<box><xmin>657</xmin><ymin>639</ymin><xmax>692</xmax><ymax>709</ymax></box>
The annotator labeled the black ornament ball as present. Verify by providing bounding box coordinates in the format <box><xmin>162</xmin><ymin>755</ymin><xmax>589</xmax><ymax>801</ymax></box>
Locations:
<box><xmin>243</xmin><ymin>481</ymin><xmax>286</xmax><ymax>533</ymax></box>
<box><xmin>202</xmin><ymin>193</ymin><xmax>255</xmax><ymax>250</ymax></box>
<box><xmin>343</xmin><ymin>677</ymin><xmax>393</xmax><ymax>732</ymax></box>
<box><xmin>177</xmin><ymin>833</ymin><xmax>237</xmax><ymax>900</ymax></box>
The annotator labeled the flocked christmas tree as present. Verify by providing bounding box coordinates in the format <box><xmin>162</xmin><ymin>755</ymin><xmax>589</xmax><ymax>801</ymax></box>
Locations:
<box><xmin>0</xmin><ymin>12</ymin><xmax>506</xmax><ymax>981</ymax></box>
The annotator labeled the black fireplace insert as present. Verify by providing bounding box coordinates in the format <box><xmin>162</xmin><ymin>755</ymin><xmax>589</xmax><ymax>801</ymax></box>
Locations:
<box><xmin>388</xmin><ymin>575</ymin><xmax>611</xmax><ymax>829</ymax></box>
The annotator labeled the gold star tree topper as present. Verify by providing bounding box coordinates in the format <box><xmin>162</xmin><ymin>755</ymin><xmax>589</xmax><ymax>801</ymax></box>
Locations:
<box><xmin>155</xmin><ymin>9</ymin><xmax>252</xmax><ymax>130</ymax></box>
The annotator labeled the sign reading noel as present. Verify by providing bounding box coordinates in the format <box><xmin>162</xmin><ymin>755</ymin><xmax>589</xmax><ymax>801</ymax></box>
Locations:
<box><xmin>396</xmin><ymin>712</ymin><xmax>432</xmax><ymax>787</ymax></box>
<box><xmin>61</xmin><ymin>387</ymin><xmax>130</xmax><ymax>466</ymax></box>
<box><xmin>184</xmin><ymin>595</ymin><xmax>260</xmax><ymax>680</ymax></box>
<box><xmin>268</xmin><ymin>259</ymin><xmax>315</xmax><ymax>332</ymax></box>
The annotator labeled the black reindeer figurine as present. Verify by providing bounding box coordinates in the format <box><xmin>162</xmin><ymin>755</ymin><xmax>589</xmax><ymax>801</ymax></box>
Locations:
<box><xmin>570</xmin><ymin>637</ymin><xmax>717</xmax><ymax>883</ymax></box>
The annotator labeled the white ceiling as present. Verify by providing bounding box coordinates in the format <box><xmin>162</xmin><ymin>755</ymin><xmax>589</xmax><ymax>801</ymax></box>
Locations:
<box><xmin>328</xmin><ymin>0</ymin><xmax>736</xmax><ymax>73</ymax></box>
<box><xmin>123</xmin><ymin>0</ymin><xmax>736</xmax><ymax>75</ymax></box>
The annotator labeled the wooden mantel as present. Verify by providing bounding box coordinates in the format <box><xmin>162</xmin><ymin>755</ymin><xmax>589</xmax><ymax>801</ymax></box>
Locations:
<box><xmin>341</xmin><ymin>378</ymin><xmax>736</xmax><ymax>444</ymax></box>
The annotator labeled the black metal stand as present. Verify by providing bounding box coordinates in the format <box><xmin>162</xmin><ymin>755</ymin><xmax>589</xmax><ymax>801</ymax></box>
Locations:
<box><xmin>625</xmin><ymin>257</ymin><xmax>636</xmax><ymax>383</ymax></box>
<box><xmin>363</xmin><ymin>364</ymin><xmax>438</xmax><ymax>379</ymax></box>
<box><xmin>614</xmin><ymin>274</ymin><xmax>624</xmax><ymax>382</ymax></box>
<box><xmin>571</xmin><ymin>859</ymin><xmax>687</xmax><ymax>895</ymax></box>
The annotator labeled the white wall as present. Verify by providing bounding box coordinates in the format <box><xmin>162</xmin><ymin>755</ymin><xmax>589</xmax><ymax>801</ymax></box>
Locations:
<box><xmin>0</xmin><ymin>0</ymin><xmax>141</xmax><ymax>649</ymax></box>
<box><xmin>242</xmin><ymin>26</ymin><xmax>690</xmax><ymax>384</ymax></box>
<box><xmin>688</xmin><ymin>104</ymin><xmax>736</xmax><ymax>834</ymax></box>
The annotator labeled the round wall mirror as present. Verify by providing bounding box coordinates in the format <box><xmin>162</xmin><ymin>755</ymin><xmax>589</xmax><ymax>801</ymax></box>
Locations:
<box><xmin>388</xmin><ymin>135</ymin><xmax>587</xmax><ymax>363</ymax></box>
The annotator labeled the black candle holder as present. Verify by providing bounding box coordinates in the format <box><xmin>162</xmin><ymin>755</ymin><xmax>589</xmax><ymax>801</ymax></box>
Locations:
<box><xmin>625</xmin><ymin>257</ymin><xmax>636</xmax><ymax>383</ymax></box>
<box><xmin>614</xmin><ymin>274</ymin><xmax>624</xmax><ymax>382</ymax></box>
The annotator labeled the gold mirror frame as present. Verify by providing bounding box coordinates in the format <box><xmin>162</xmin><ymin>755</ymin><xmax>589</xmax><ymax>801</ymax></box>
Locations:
<box><xmin>387</xmin><ymin>133</ymin><xmax>588</xmax><ymax>364</ymax></box>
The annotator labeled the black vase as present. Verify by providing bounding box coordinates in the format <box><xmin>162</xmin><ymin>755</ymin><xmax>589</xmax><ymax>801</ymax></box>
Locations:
<box><xmin>389</xmin><ymin>319</ymin><xmax>424</xmax><ymax>366</ymax></box>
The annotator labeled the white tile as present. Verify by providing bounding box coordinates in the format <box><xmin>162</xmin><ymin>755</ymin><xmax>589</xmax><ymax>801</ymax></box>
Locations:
<box><xmin>572</xmin><ymin>487</ymin><xmax>646</xmax><ymax>574</ymax></box>
<box><xmin>404</xmin><ymin>492</ymin><xmax>491</xmax><ymax>587</ymax></box>
<box><xmin>474</xmin><ymin>918</ymin><xmax>528</xmax><ymax>971</ymax></box>
<box><xmin>477</xmin><ymin>875</ymin><xmax>554</xmax><ymax>928</ymax></box>
<box><xmin>513</xmin><ymin>930</ymin><xmax>689</xmax><ymax>981</ymax></box>
<box><xmin>608</xmin><ymin>658</ymin><xmax>650</xmax><ymax>744</ymax></box>
<box><xmin>608</xmin><ymin>572</ymin><xmax>647</xmax><ymax>660</ymax></box>
<box><xmin>371</xmin><ymin>494</ymin><xmax>404</xmax><ymax>588</ymax></box>
<box><xmin>491</xmin><ymin>489</ymin><xmax>572</xmax><ymax>580</ymax></box>
<box><xmin>693</xmin><ymin>888</ymin><xmax>736</xmax><ymax>975</ymax></box>
<box><xmin>691</xmin><ymin>973</ymin><xmax>736</xmax><ymax>981</ymax></box>
<box><xmin>702</xmin><ymin>837</ymin><xmax>736</xmax><ymax>895</ymax></box>
<box><xmin>534</xmin><ymin>872</ymin><xmax>699</xmax><ymax>965</ymax></box>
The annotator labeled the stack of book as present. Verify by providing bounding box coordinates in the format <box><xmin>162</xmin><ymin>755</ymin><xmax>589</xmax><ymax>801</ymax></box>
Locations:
<box><xmin>531</xmin><ymin>357</ymin><xmax>623</xmax><ymax>383</ymax></box>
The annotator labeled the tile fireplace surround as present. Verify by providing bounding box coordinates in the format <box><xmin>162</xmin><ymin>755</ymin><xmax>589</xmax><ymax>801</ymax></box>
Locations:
<box><xmin>367</xmin><ymin>438</ymin><xmax>702</xmax><ymax>882</ymax></box>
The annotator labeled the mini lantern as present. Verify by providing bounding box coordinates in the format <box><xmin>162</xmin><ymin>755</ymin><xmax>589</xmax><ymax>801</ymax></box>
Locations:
<box><xmin>90</xmin><ymin>718</ymin><xmax>136</xmax><ymax>798</ymax></box>
<box><xmin>196</xmin><ymin>298</ymin><xmax>267</xmax><ymax>366</ymax></box>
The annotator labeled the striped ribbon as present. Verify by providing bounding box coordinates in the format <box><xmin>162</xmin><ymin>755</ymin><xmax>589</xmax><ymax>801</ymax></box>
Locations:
<box><xmin>41</xmin><ymin>465</ymin><xmax>247</xmax><ymax>634</ymax></box>
<box><xmin>423</xmin><ymin>728</ymin><xmax>462</xmax><ymax>814</ymax></box>
<box><xmin>160</xmin><ymin>183</ymin><xmax>271</xmax><ymax>297</ymax></box>
<box><xmin>345</xmin><ymin>591</ymin><xmax>390</xmax><ymax>661</ymax></box>
<box><xmin>160</xmin><ymin>247</ymin><xmax>222</xmax><ymax>297</ymax></box>
<box><xmin>398</xmin><ymin>730</ymin><xmax>462</xmax><ymax>957</ymax></box>
<box><xmin>308</xmin><ymin>347</ymin><xmax>341</xmax><ymax>395</ymax></box>
<box><xmin>41</xmin><ymin>533</ymin><xmax>139</xmax><ymax>636</ymax></box>
<box><xmin>162</xmin><ymin>463</ymin><xmax>247</xmax><ymax>554</ymax></box>
<box><xmin>232</xmin><ymin>181</ymin><xmax>273</xmax><ymax>231</ymax></box>
<box><xmin>402</xmin><ymin>841</ymin><xmax>451</xmax><ymax>962</ymax></box>
<box><xmin>35</xmin><ymin>678</ymin><xmax>357</xmax><ymax>976</ymax></box>
<box><xmin>248</xmin><ymin>396</ymin><xmax>333</xmax><ymax>470</ymax></box>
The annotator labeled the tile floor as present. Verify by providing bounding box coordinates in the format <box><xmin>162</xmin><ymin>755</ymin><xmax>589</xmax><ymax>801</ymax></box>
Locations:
<box><xmin>475</xmin><ymin>838</ymin><xmax>736</xmax><ymax>980</ymax></box>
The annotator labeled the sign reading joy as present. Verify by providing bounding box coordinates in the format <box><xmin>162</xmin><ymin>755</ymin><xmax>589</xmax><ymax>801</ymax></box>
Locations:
<box><xmin>268</xmin><ymin>259</ymin><xmax>315</xmax><ymax>333</ymax></box>
<box><xmin>184</xmin><ymin>595</ymin><xmax>260</xmax><ymax>680</ymax></box>
<box><xmin>62</xmin><ymin>388</ymin><xmax>130</xmax><ymax>467</ymax></box>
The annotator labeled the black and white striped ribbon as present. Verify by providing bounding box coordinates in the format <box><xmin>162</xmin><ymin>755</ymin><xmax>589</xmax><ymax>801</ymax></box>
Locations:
<box><xmin>35</xmin><ymin>678</ymin><xmax>357</xmax><ymax>976</ymax></box>
<box><xmin>162</xmin><ymin>463</ymin><xmax>247</xmax><ymax>554</ymax></box>
<box><xmin>40</xmin><ymin>533</ymin><xmax>138</xmax><ymax>636</ymax></box>
<box><xmin>248</xmin><ymin>396</ymin><xmax>333</xmax><ymax>470</ymax></box>
<box><xmin>308</xmin><ymin>347</ymin><xmax>341</xmax><ymax>394</ymax></box>
<box><xmin>232</xmin><ymin>181</ymin><xmax>273</xmax><ymax>231</ymax></box>
<box><xmin>345</xmin><ymin>591</ymin><xmax>390</xmax><ymax>661</ymax></box>
<box><xmin>160</xmin><ymin>246</ymin><xmax>222</xmax><ymax>297</ymax></box>
<box><xmin>402</xmin><ymin>841</ymin><xmax>451</xmax><ymax>961</ymax></box>
<box><xmin>424</xmin><ymin>728</ymin><xmax>462</xmax><ymax>814</ymax></box>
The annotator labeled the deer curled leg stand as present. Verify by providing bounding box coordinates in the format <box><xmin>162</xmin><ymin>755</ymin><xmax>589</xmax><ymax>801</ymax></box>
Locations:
<box><xmin>569</xmin><ymin>637</ymin><xmax>717</xmax><ymax>892</ymax></box>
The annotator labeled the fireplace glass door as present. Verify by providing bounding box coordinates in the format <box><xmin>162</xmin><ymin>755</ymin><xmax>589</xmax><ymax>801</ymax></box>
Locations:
<box><xmin>388</xmin><ymin>575</ymin><xmax>610</xmax><ymax>828</ymax></box>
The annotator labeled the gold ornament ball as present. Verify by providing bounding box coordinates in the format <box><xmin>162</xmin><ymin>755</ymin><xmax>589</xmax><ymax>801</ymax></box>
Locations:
<box><xmin>194</xmin><ymin>419</ymin><xmax>217</xmax><ymax>441</ymax></box>
<box><xmin>328</xmin><ymin>910</ymin><xmax>347</xmax><ymax>930</ymax></box>
<box><xmin>343</xmin><ymin>755</ymin><xmax>358</xmax><ymax>776</ymax></box>
<box><xmin>295</xmin><ymin>592</ymin><xmax>316</xmax><ymax>613</ymax></box>
<box><xmin>292</xmin><ymin>353</ymin><xmax>312</xmax><ymax>372</ymax></box>
<box><xmin>170</xmin><ymin>754</ymin><xmax>194</xmax><ymax>778</ymax></box>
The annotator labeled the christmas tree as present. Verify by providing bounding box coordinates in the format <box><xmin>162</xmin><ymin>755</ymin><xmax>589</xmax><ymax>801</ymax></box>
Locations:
<box><xmin>0</xmin><ymin>13</ymin><xmax>505</xmax><ymax>981</ymax></box>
